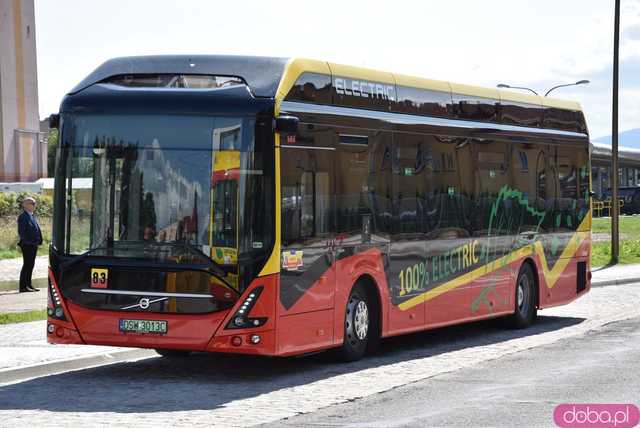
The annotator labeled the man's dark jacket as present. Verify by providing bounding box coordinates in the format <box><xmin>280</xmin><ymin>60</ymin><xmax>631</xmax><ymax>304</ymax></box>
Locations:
<box><xmin>18</xmin><ymin>211</ymin><xmax>43</xmax><ymax>246</ymax></box>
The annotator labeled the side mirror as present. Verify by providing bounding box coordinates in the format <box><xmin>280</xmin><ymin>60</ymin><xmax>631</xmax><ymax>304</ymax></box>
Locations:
<box><xmin>48</xmin><ymin>113</ymin><xmax>60</xmax><ymax>129</ymax></box>
<box><xmin>274</xmin><ymin>115</ymin><xmax>299</xmax><ymax>135</ymax></box>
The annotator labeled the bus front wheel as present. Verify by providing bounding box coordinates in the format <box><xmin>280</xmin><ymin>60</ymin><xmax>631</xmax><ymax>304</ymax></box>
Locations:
<box><xmin>337</xmin><ymin>283</ymin><xmax>371</xmax><ymax>362</ymax></box>
<box><xmin>506</xmin><ymin>263</ymin><xmax>537</xmax><ymax>329</ymax></box>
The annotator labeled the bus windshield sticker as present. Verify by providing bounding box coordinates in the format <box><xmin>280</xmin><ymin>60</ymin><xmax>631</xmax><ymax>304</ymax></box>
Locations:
<box><xmin>282</xmin><ymin>250</ymin><xmax>304</xmax><ymax>271</ymax></box>
<box><xmin>90</xmin><ymin>268</ymin><xmax>109</xmax><ymax>289</ymax></box>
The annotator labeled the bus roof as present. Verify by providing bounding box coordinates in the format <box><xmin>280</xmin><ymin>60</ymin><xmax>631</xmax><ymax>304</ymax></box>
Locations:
<box><xmin>70</xmin><ymin>55</ymin><xmax>583</xmax><ymax>111</ymax></box>
<box><xmin>277</xmin><ymin>58</ymin><xmax>583</xmax><ymax>112</ymax></box>
<box><xmin>67</xmin><ymin>55</ymin><xmax>586</xmax><ymax>134</ymax></box>
<box><xmin>69</xmin><ymin>55</ymin><xmax>289</xmax><ymax>97</ymax></box>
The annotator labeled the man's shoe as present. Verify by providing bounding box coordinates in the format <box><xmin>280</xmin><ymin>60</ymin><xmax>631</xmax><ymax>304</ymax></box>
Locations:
<box><xmin>19</xmin><ymin>289</ymin><xmax>29</xmax><ymax>293</ymax></box>
<box><xmin>19</xmin><ymin>288</ymin><xmax>35</xmax><ymax>293</ymax></box>
<box><xmin>27</xmin><ymin>286</ymin><xmax>40</xmax><ymax>292</ymax></box>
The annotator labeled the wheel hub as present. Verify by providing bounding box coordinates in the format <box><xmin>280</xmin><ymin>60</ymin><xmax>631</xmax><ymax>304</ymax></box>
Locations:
<box><xmin>517</xmin><ymin>276</ymin><xmax>527</xmax><ymax>309</ymax></box>
<box><xmin>353</xmin><ymin>300</ymin><xmax>369</xmax><ymax>340</ymax></box>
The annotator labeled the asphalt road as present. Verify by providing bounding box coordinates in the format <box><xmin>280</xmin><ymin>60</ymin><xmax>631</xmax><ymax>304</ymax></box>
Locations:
<box><xmin>271</xmin><ymin>316</ymin><xmax>640</xmax><ymax>428</ymax></box>
<box><xmin>0</xmin><ymin>282</ymin><xmax>639</xmax><ymax>427</ymax></box>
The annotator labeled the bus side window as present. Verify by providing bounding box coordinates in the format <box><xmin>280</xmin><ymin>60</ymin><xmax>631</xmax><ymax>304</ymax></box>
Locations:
<box><xmin>557</xmin><ymin>146</ymin><xmax>589</xmax><ymax>230</ymax></box>
<box><xmin>334</xmin><ymin>131</ymin><xmax>392</xmax><ymax>238</ymax></box>
<box><xmin>474</xmin><ymin>140</ymin><xmax>510</xmax><ymax>236</ymax></box>
<box><xmin>394</xmin><ymin>134</ymin><xmax>421</xmax><ymax>236</ymax></box>
<box><xmin>281</xmin><ymin>126</ymin><xmax>334</xmax><ymax>247</ymax></box>
<box><xmin>510</xmin><ymin>142</ymin><xmax>544</xmax><ymax>234</ymax></box>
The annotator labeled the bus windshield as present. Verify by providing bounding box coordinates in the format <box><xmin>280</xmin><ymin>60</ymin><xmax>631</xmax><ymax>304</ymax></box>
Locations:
<box><xmin>57</xmin><ymin>113</ymin><xmax>274</xmax><ymax>288</ymax></box>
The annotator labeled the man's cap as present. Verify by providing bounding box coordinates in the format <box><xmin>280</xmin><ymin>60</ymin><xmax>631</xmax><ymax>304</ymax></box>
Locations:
<box><xmin>23</xmin><ymin>197</ymin><xmax>36</xmax><ymax>204</ymax></box>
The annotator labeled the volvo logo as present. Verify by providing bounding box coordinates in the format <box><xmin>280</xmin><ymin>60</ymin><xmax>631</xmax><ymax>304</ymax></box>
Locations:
<box><xmin>120</xmin><ymin>296</ymin><xmax>168</xmax><ymax>310</ymax></box>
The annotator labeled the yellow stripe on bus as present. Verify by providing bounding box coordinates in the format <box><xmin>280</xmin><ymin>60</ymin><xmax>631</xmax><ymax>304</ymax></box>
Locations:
<box><xmin>258</xmin><ymin>139</ymin><xmax>282</xmax><ymax>277</ymax></box>
<box><xmin>274</xmin><ymin>58</ymin><xmax>584</xmax><ymax>112</ymax></box>
<box><xmin>274</xmin><ymin>58</ymin><xmax>331</xmax><ymax>113</ymax></box>
<box><xmin>399</xmin><ymin>215</ymin><xmax>590</xmax><ymax>311</ymax></box>
<box><xmin>398</xmin><ymin>244</ymin><xmax>533</xmax><ymax>311</ymax></box>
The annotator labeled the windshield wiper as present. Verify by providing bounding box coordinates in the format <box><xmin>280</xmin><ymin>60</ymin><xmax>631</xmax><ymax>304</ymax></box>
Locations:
<box><xmin>62</xmin><ymin>240</ymin><xmax>234</xmax><ymax>290</ymax></box>
<box><xmin>139</xmin><ymin>241</ymin><xmax>228</xmax><ymax>277</ymax></box>
<box><xmin>60</xmin><ymin>237</ymin><xmax>115</xmax><ymax>270</ymax></box>
<box><xmin>132</xmin><ymin>241</ymin><xmax>236</xmax><ymax>291</ymax></box>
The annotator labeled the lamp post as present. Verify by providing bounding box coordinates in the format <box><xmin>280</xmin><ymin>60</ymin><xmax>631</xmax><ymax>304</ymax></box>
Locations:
<box><xmin>544</xmin><ymin>80</ymin><xmax>590</xmax><ymax>97</ymax></box>
<box><xmin>496</xmin><ymin>83</ymin><xmax>539</xmax><ymax>96</ymax></box>
<box><xmin>612</xmin><ymin>0</ymin><xmax>620</xmax><ymax>264</ymax></box>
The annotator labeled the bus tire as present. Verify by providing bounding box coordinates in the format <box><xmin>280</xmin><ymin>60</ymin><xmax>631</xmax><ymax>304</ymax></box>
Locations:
<box><xmin>506</xmin><ymin>262</ymin><xmax>537</xmax><ymax>329</ymax></box>
<box><xmin>337</xmin><ymin>283</ymin><xmax>371</xmax><ymax>362</ymax></box>
<box><xmin>155</xmin><ymin>349</ymin><xmax>191</xmax><ymax>358</ymax></box>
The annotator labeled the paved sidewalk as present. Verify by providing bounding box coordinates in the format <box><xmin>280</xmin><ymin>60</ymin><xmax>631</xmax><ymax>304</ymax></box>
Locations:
<box><xmin>0</xmin><ymin>320</ymin><xmax>137</xmax><ymax>374</ymax></box>
<box><xmin>0</xmin><ymin>288</ymin><xmax>46</xmax><ymax>313</ymax></box>
<box><xmin>592</xmin><ymin>263</ymin><xmax>640</xmax><ymax>285</ymax></box>
<box><xmin>0</xmin><ymin>256</ymin><xmax>48</xmax><ymax>283</ymax></box>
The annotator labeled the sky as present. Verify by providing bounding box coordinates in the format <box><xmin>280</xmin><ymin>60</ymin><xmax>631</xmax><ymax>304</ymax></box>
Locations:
<box><xmin>34</xmin><ymin>0</ymin><xmax>640</xmax><ymax>139</ymax></box>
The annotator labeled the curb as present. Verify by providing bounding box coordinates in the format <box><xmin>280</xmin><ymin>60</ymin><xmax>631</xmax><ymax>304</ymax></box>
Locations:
<box><xmin>591</xmin><ymin>276</ymin><xmax>640</xmax><ymax>287</ymax></box>
<box><xmin>0</xmin><ymin>348</ymin><xmax>155</xmax><ymax>385</ymax></box>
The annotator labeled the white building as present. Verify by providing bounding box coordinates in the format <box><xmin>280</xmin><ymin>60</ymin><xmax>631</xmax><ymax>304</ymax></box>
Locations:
<box><xmin>0</xmin><ymin>0</ymin><xmax>44</xmax><ymax>182</ymax></box>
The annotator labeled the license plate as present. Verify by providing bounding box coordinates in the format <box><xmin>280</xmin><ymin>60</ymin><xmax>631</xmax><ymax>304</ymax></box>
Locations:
<box><xmin>119</xmin><ymin>319</ymin><xmax>167</xmax><ymax>335</ymax></box>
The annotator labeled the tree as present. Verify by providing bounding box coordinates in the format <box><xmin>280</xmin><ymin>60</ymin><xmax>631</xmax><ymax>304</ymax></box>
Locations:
<box><xmin>47</xmin><ymin>129</ymin><xmax>58</xmax><ymax>177</ymax></box>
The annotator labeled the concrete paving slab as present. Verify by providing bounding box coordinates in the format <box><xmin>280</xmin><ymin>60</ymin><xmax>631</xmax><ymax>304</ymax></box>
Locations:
<box><xmin>0</xmin><ymin>288</ymin><xmax>46</xmax><ymax>313</ymax></box>
<box><xmin>591</xmin><ymin>263</ymin><xmax>640</xmax><ymax>286</ymax></box>
<box><xmin>0</xmin><ymin>256</ymin><xmax>47</xmax><ymax>283</ymax></box>
<box><xmin>0</xmin><ymin>320</ymin><xmax>140</xmax><ymax>374</ymax></box>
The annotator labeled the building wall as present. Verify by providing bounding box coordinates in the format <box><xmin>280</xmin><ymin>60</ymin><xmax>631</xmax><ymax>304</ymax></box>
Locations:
<box><xmin>0</xmin><ymin>0</ymin><xmax>43</xmax><ymax>182</ymax></box>
<box><xmin>591</xmin><ymin>163</ymin><xmax>640</xmax><ymax>199</ymax></box>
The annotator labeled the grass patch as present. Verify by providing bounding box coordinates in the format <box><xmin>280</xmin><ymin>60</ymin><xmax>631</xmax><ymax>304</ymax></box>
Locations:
<box><xmin>0</xmin><ymin>217</ymin><xmax>51</xmax><ymax>260</ymax></box>
<box><xmin>0</xmin><ymin>309</ymin><xmax>47</xmax><ymax>325</ymax></box>
<box><xmin>591</xmin><ymin>215</ymin><xmax>640</xmax><ymax>267</ymax></box>
<box><xmin>592</xmin><ymin>216</ymin><xmax>640</xmax><ymax>236</ymax></box>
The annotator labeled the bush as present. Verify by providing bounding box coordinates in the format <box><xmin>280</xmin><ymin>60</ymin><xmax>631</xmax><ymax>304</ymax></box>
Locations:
<box><xmin>0</xmin><ymin>192</ymin><xmax>53</xmax><ymax>218</ymax></box>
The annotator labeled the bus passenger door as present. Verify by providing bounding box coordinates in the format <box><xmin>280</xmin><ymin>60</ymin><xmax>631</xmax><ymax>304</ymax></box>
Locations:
<box><xmin>278</xmin><ymin>126</ymin><xmax>336</xmax><ymax>354</ymax></box>
<box><xmin>387</xmin><ymin>132</ymin><xmax>426</xmax><ymax>333</ymax></box>
<box><xmin>333</xmin><ymin>130</ymin><xmax>392</xmax><ymax>337</ymax></box>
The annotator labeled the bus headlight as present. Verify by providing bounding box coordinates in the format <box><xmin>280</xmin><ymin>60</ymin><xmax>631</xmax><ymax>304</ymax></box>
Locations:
<box><xmin>48</xmin><ymin>275</ymin><xmax>67</xmax><ymax>321</ymax></box>
<box><xmin>226</xmin><ymin>286</ymin><xmax>267</xmax><ymax>329</ymax></box>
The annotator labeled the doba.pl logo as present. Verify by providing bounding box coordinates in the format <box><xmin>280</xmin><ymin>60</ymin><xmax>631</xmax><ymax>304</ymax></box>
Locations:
<box><xmin>554</xmin><ymin>404</ymin><xmax>639</xmax><ymax>428</ymax></box>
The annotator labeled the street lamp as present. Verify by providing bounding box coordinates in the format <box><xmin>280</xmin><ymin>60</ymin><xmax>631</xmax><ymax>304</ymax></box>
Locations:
<box><xmin>496</xmin><ymin>83</ymin><xmax>539</xmax><ymax>96</ymax></box>
<box><xmin>612</xmin><ymin>0</ymin><xmax>621</xmax><ymax>264</ymax></box>
<box><xmin>544</xmin><ymin>80</ymin><xmax>590</xmax><ymax>97</ymax></box>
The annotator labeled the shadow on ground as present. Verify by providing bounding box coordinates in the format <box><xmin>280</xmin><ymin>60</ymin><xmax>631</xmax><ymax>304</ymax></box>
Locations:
<box><xmin>0</xmin><ymin>278</ymin><xmax>46</xmax><ymax>292</ymax></box>
<box><xmin>0</xmin><ymin>315</ymin><xmax>584</xmax><ymax>413</ymax></box>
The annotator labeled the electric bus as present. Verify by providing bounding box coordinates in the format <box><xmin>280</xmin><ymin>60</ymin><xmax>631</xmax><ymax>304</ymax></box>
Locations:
<box><xmin>47</xmin><ymin>55</ymin><xmax>591</xmax><ymax>361</ymax></box>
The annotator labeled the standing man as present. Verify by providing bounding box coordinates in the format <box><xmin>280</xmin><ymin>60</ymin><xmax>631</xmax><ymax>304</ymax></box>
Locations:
<box><xmin>18</xmin><ymin>197</ymin><xmax>42</xmax><ymax>293</ymax></box>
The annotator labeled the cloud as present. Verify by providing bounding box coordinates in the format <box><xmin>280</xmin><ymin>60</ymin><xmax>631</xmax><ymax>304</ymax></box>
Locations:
<box><xmin>513</xmin><ymin>53</ymin><xmax>640</xmax><ymax>139</ymax></box>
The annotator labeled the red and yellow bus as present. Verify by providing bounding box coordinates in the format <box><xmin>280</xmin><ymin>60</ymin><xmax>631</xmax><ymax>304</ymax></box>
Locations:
<box><xmin>48</xmin><ymin>56</ymin><xmax>591</xmax><ymax>361</ymax></box>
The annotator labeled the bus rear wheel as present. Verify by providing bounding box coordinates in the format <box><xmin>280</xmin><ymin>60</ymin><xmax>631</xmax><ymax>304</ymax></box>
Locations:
<box><xmin>155</xmin><ymin>349</ymin><xmax>191</xmax><ymax>358</ymax></box>
<box><xmin>506</xmin><ymin>263</ymin><xmax>537</xmax><ymax>329</ymax></box>
<box><xmin>337</xmin><ymin>283</ymin><xmax>371</xmax><ymax>362</ymax></box>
